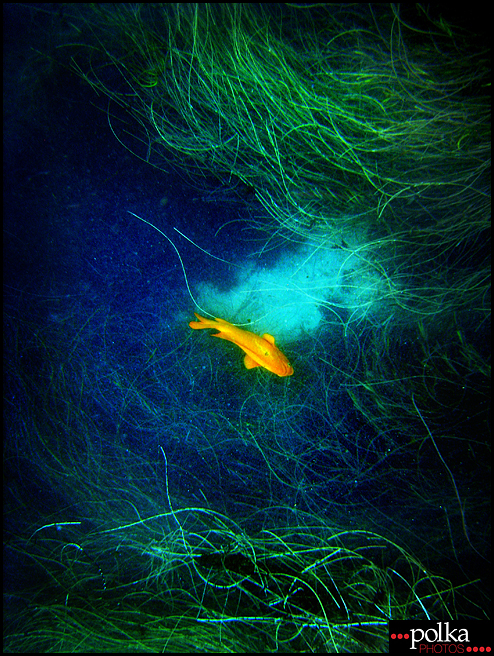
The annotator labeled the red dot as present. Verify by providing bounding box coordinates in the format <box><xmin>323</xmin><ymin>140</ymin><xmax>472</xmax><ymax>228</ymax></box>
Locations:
<box><xmin>391</xmin><ymin>634</ymin><xmax>396</xmax><ymax>639</ymax></box>
<box><xmin>404</xmin><ymin>634</ymin><xmax>409</xmax><ymax>639</ymax></box>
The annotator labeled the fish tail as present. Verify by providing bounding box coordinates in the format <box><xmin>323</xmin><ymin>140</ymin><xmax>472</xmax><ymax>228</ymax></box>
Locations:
<box><xmin>189</xmin><ymin>312</ymin><xmax>216</xmax><ymax>330</ymax></box>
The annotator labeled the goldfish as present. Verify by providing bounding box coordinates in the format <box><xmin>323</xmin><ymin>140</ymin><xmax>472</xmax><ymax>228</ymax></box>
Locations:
<box><xmin>189</xmin><ymin>313</ymin><xmax>294</xmax><ymax>377</ymax></box>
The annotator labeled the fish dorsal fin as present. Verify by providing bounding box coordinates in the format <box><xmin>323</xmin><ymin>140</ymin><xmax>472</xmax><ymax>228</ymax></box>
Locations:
<box><xmin>262</xmin><ymin>333</ymin><xmax>275</xmax><ymax>345</ymax></box>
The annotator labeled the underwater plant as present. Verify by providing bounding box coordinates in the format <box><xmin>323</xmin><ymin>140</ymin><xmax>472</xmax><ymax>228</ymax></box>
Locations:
<box><xmin>4</xmin><ymin>3</ymin><xmax>489</xmax><ymax>652</ymax></box>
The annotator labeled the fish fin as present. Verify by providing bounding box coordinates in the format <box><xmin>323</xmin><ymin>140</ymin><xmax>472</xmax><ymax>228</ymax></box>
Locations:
<box><xmin>244</xmin><ymin>354</ymin><xmax>261</xmax><ymax>369</ymax></box>
<box><xmin>211</xmin><ymin>332</ymin><xmax>231</xmax><ymax>341</ymax></box>
<box><xmin>189</xmin><ymin>313</ymin><xmax>217</xmax><ymax>329</ymax></box>
<box><xmin>262</xmin><ymin>333</ymin><xmax>276</xmax><ymax>345</ymax></box>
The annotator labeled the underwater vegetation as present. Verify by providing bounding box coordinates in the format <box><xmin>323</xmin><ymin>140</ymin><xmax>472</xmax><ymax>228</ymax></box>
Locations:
<box><xmin>4</xmin><ymin>3</ymin><xmax>490</xmax><ymax>652</ymax></box>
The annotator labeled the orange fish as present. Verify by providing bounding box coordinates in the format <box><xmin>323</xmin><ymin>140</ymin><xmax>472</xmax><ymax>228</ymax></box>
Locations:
<box><xmin>189</xmin><ymin>313</ymin><xmax>294</xmax><ymax>377</ymax></box>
